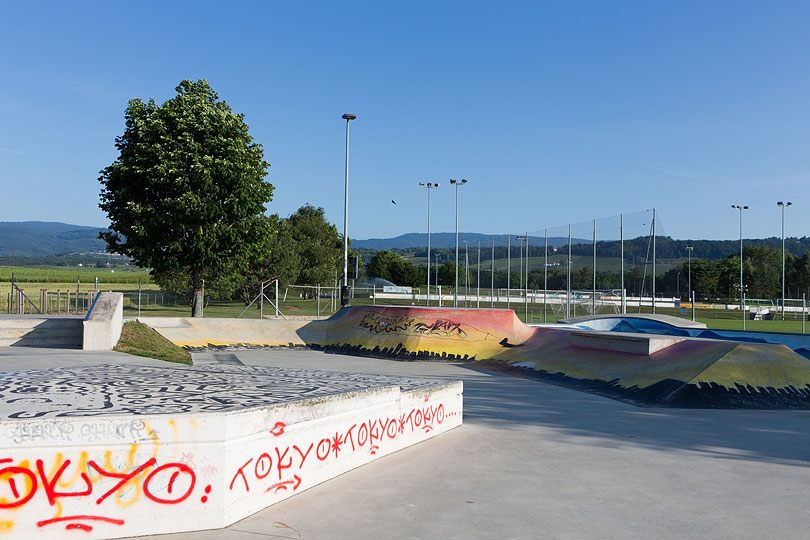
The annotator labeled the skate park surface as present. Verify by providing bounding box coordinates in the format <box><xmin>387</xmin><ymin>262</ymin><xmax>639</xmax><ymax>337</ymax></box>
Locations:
<box><xmin>142</xmin><ymin>305</ymin><xmax>810</xmax><ymax>409</ymax></box>
<box><xmin>1</xmin><ymin>346</ymin><xmax>809</xmax><ymax>540</ymax></box>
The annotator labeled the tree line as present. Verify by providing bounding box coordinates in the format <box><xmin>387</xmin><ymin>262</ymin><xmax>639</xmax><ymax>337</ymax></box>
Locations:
<box><xmin>367</xmin><ymin>245</ymin><xmax>810</xmax><ymax>301</ymax></box>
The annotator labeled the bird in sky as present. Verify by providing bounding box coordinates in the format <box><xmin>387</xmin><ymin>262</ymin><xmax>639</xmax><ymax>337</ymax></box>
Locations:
<box><xmin>391</xmin><ymin>200</ymin><xmax>397</xmax><ymax>205</ymax></box>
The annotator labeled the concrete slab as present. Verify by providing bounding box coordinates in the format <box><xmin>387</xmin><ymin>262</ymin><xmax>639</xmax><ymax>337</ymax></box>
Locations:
<box><xmin>0</xmin><ymin>349</ymin><xmax>462</xmax><ymax>539</ymax></box>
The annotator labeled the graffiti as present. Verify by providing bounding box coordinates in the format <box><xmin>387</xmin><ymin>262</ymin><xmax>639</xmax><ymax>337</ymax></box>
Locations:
<box><xmin>5</xmin><ymin>422</ymin><xmax>75</xmax><ymax>444</ymax></box>
<box><xmin>413</xmin><ymin>319</ymin><xmax>467</xmax><ymax>338</ymax></box>
<box><xmin>229</xmin><ymin>401</ymin><xmax>450</xmax><ymax>496</ymax></box>
<box><xmin>0</xmin><ymin>365</ymin><xmax>440</xmax><ymax>423</ymax></box>
<box><xmin>0</xmin><ymin>454</ymin><xmax>209</xmax><ymax>533</ymax></box>
<box><xmin>358</xmin><ymin>313</ymin><xmax>414</xmax><ymax>334</ymax></box>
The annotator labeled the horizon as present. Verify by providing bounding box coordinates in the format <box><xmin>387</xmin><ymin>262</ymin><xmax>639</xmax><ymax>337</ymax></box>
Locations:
<box><xmin>0</xmin><ymin>220</ymin><xmax>806</xmax><ymax>245</ymax></box>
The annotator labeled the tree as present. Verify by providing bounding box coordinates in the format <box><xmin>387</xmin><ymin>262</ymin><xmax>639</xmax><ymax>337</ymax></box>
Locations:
<box><xmin>241</xmin><ymin>214</ymin><xmax>302</xmax><ymax>304</ymax></box>
<box><xmin>288</xmin><ymin>205</ymin><xmax>342</xmax><ymax>286</ymax></box>
<box><xmin>99</xmin><ymin>79</ymin><xmax>273</xmax><ymax>316</ymax></box>
<box><xmin>367</xmin><ymin>250</ymin><xmax>423</xmax><ymax>287</ymax></box>
<box><xmin>436</xmin><ymin>261</ymin><xmax>457</xmax><ymax>287</ymax></box>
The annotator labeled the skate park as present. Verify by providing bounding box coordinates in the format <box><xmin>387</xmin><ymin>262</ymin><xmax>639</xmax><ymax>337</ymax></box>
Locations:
<box><xmin>2</xmin><ymin>295</ymin><xmax>810</xmax><ymax>539</ymax></box>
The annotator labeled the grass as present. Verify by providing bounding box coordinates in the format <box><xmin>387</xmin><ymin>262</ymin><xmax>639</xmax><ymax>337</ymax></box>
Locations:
<box><xmin>0</xmin><ymin>265</ymin><xmax>151</xmax><ymax>284</ymax></box>
<box><xmin>114</xmin><ymin>320</ymin><xmax>193</xmax><ymax>364</ymax></box>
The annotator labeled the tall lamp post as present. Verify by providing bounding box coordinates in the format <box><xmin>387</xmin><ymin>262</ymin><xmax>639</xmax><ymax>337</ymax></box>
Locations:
<box><xmin>731</xmin><ymin>205</ymin><xmax>748</xmax><ymax>329</ymax></box>
<box><xmin>450</xmin><ymin>179</ymin><xmax>468</xmax><ymax>307</ymax></box>
<box><xmin>778</xmin><ymin>201</ymin><xmax>792</xmax><ymax>320</ymax></box>
<box><xmin>340</xmin><ymin>113</ymin><xmax>356</xmax><ymax>307</ymax></box>
<box><xmin>516</xmin><ymin>234</ymin><xmax>528</xmax><ymax>319</ymax></box>
<box><xmin>685</xmin><ymin>244</ymin><xmax>694</xmax><ymax>305</ymax></box>
<box><xmin>419</xmin><ymin>182</ymin><xmax>440</xmax><ymax>305</ymax></box>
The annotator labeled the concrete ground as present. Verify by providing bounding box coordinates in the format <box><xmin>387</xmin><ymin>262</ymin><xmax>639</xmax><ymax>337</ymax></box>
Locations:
<box><xmin>2</xmin><ymin>347</ymin><xmax>810</xmax><ymax>540</ymax></box>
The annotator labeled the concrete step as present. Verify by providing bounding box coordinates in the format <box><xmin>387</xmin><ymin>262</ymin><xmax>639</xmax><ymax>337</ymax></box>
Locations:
<box><xmin>0</xmin><ymin>318</ymin><xmax>83</xmax><ymax>347</ymax></box>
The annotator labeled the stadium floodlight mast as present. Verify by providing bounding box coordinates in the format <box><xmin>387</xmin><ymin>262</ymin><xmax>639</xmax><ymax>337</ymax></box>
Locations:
<box><xmin>419</xmin><ymin>182</ymin><xmax>440</xmax><ymax>305</ymax></box>
<box><xmin>731</xmin><ymin>205</ymin><xmax>748</xmax><ymax>329</ymax></box>
<box><xmin>778</xmin><ymin>201</ymin><xmax>793</xmax><ymax>320</ymax></box>
<box><xmin>450</xmin><ymin>179</ymin><xmax>468</xmax><ymax>307</ymax></box>
<box><xmin>340</xmin><ymin>113</ymin><xmax>356</xmax><ymax>307</ymax></box>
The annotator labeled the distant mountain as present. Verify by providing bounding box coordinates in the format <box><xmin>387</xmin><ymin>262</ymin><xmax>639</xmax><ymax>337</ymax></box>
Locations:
<box><xmin>0</xmin><ymin>222</ymin><xmax>109</xmax><ymax>257</ymax></box>
<box><xmin>353</xmin><ymin>232</ymin><xmax>589</xmax><ymax>250</ymax></box>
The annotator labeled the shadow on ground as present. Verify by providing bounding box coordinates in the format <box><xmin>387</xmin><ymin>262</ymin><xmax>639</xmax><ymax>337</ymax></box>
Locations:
<box><xmin>452</xmin><ymin>363</ymin><xmax>810</xmax><ymax>466</ymax></box>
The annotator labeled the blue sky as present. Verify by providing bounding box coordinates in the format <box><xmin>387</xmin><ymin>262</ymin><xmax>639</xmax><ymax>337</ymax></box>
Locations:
<box><xmin>1</xmin><ymin>1</ymin><xmax>808</xmax><ymax>241</ymax></box>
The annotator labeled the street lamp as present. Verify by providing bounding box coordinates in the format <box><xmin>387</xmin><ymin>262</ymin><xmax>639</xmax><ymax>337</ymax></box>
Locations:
<box><xmin>516</xmin><ymin>234</ymin><xmax>528</xmax><ymax>320</ymax></box>
<box><xmin>450</xmin><ymin>179</ymin><xmax>468</xmax><ymax>307</ymax></box>
<box><xmin>731</xmin><ymin>205</ymin><xmax>748</xmax><ymax>329</ymax></box>
<box><xmin>778</xmin><ymin>201</ymin><xmax>793</xmax><ymax>320</ymax></box>
<box><xmin>419</xmin><ymin>182</ymin><xmax>440</xmax><ymax>305</ymax></box>
<box><xmin>685</xmin><ymin>245</ymin><xmax>694</xmax><ymax>302</ymax></box>
<box><xmin>340</xmin><ymin>113</ymin><xmax>356</xmax><ymax>307</ymax></box>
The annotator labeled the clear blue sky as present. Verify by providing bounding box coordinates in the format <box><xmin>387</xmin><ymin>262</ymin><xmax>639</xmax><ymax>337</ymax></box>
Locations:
<box><xmin>1</xmin><ymin>1</ymin><xmax>808</xmax><ymax>241</ymax></box>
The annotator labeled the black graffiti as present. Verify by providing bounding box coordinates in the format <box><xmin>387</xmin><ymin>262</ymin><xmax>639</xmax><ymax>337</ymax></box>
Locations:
<box><xmin>413</xmin><ymin>320</ymin><xmax>467</xmax><ymax>338</ymax></box>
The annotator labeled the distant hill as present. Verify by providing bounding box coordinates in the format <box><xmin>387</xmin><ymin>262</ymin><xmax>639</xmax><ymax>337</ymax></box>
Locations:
<box><xmin>353</xmin><ymin>232</ymin><xmax>588</xmax><ymax>250</ymax></box>
<box><xmin>0</xmin><ymin>222</ymin><xmax>109</xmax><ymax>257</ymax></box>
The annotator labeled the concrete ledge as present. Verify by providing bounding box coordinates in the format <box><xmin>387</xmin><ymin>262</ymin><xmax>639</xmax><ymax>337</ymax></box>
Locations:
<box><xmin>83</xmin><ymin>292</ymin><xmax>124</xmax><ymax>351</ymax></box>
<box><xmin>0</xmin><ymin>364</ymin><xmax>463</xmax><ymax>539</ymax></box>
<box><xmin>571</xmin><ymin>330</ymin><xmax>685</xmax><ymax>355</ymax></box>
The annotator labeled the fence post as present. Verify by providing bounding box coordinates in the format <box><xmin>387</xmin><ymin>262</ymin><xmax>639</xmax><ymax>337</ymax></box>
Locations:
<box><xmin>275</xmin><ymin>280</ymin><xmax>279</xmax><ymax>318</ymax></box>
<box><xmin>803</xmin><ymin>293</ymin><xmax>806</xmax><ymax>334</ymax></box>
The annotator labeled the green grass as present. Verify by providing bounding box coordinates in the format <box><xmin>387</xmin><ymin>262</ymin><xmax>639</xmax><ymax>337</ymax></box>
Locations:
<box><xmin>114</xmin><ymin>321</ymin><xmax>192</xmax><ymax>364</ymax></box>
<box><xmin>0</xmin><ymin>265</ymin><xmax>151</xmax><ymax>284</ymax></box>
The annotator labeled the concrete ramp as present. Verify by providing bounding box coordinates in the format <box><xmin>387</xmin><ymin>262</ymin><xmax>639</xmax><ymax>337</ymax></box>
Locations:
<box><xmin>313</xmin><ymin>307</ymin><xmax>810</xmax><ymax>409</ymax></box>
<box><xmin>137</xmin><ymin>307</ymin><xmax>810</xmax><ymax>409</ymax></box>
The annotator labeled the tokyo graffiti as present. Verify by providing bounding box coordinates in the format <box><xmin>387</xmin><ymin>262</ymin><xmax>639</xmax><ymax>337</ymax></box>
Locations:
<box><xmin>0</xmin><ymin>453</ymin><xmax>209</xmax><ymax>533</ymax></box>
<box><xmin>230</xmin><ymin>400</ymin><xmax>457</xmax><ymax>496</ymax></box>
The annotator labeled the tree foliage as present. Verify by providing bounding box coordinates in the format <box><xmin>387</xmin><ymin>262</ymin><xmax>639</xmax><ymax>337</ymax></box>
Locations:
<box><xmin>98</xmin><ymin>80</ymin><xmax>273</xmax><ymax>316</ymax></box>
<box><xmin>367</xmin><ymin>250</ymin><xmax>423</xmax><ymax>287</ymax></box>
<box><xmin>288</xmin><ymin>205</ymin><xmax>343</xmax><ymax>286</ymax></box>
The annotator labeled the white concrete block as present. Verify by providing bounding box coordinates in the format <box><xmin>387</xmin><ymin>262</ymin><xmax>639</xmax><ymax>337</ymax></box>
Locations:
<box><xmin>83</xmin><ymin>292</ymin><xmax>124</xmax><ymax>351</ymax></box>
<box><xmin>0</xmin><ymin>364</ymin><xmax>463</xmax><ymax>539</ymax></box>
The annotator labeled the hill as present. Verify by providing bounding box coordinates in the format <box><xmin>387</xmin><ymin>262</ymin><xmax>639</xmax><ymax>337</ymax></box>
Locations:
<box><xmin>0</xmin><ymin>222</ymin><xmax>109</xmax><ymax>257</ymax></box>
<box><xmin>353</xmin><ymin>232</ymin><xmax>587</xmax><ymax>250</ymax></box>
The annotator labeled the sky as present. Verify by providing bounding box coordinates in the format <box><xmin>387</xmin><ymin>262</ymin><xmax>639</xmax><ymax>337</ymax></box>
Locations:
<box><xmin>1</xmin><ymin>1</ymin><xmax>809</xmax><ymax>242</ymax></box>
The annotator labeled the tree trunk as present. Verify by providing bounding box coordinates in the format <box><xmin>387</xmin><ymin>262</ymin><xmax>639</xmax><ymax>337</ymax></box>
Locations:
<box><xmin>191</xmin><ymin>270</ymin><xmax>204</xmax><ymax>318</ymax></box>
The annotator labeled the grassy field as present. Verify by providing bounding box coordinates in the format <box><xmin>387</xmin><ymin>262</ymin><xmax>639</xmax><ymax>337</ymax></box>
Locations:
<box><xmin>1</xmin><ymin>265</ymin><xmax>157</xmax><ymax>314</ymax></box>
<box><xmin>0</xmin><ymin>265</ymin><xmax>151</xmax><ymax>284</ymax></box>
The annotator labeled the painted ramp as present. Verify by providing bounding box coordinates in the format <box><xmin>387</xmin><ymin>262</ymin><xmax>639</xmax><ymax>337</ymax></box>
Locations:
<box><xmin>139</xmin><ymin>307</ymin><xmax>810</xmax><ymax>409</ymax></box>
<box><xmin>314</xmin><ymin>306</ymin><xmax>810</xmax><ymax>409</ymax></box>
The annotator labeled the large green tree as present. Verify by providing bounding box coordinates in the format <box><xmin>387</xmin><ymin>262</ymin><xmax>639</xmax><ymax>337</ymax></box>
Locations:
<box><xmin>367</xmin><ymin>250</ymin><xmax>423</xmax><ymax>287</ymax></box>
<box><xmin>288</xmin><ymin>205</ymin><xmax>343</xmax><ymax>286</ymax></box>
<box><xmin>98</xmin><ymin>80</ymin><xmax>273</xmax><ymax>316</ymax></box>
